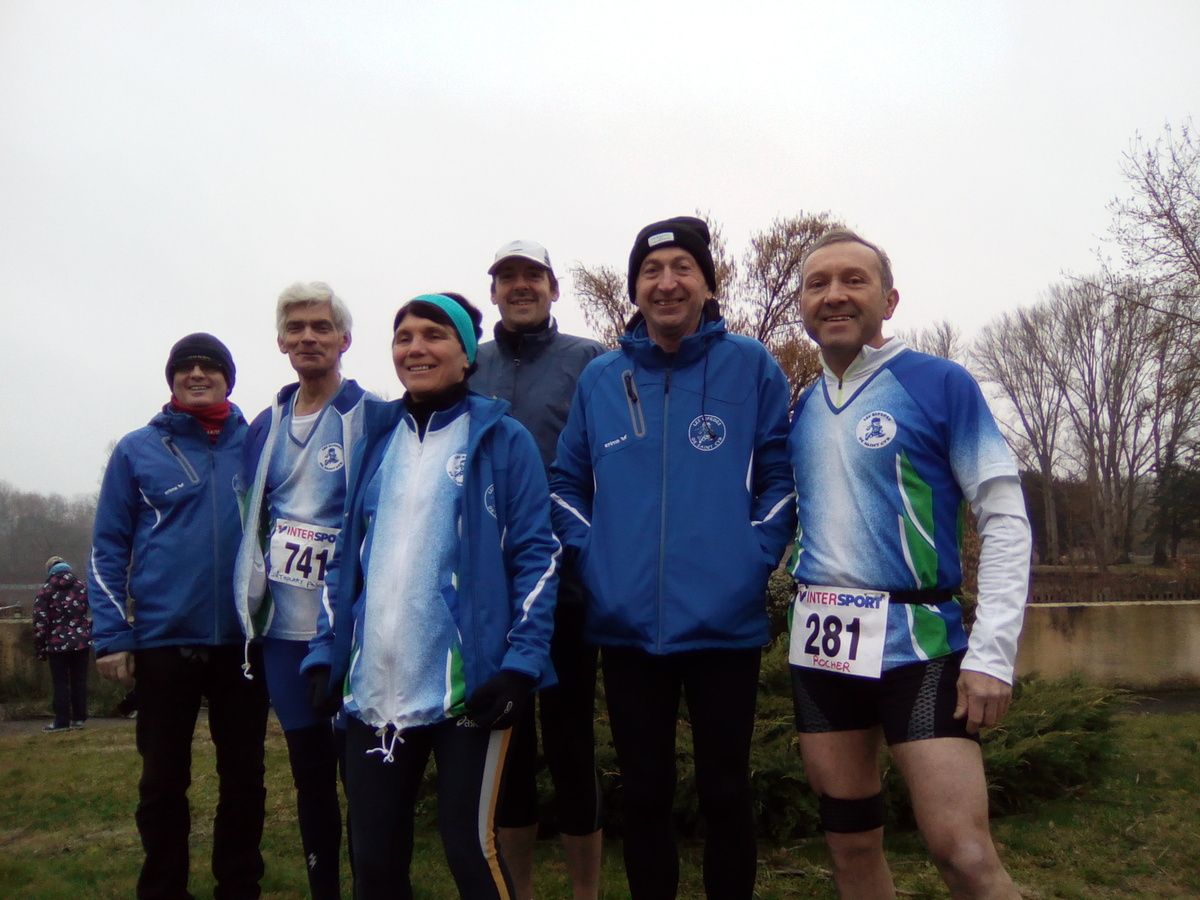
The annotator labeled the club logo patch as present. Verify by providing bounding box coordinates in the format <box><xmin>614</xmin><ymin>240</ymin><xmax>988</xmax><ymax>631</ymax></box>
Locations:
<box><xmin>484</xmin><ymin>484</ymin><xmax>497</xmax><ymax>518</ymax></box>
<box><xmin>688</xmin><ymin>414</ymin><xmax>726</xmax><ymax>451</ymax></box>
<box><xmin>446</xmin><ymin>452</ymin><xmax>467</xmax><ymax>485</ymax></box>
<box><xmin>317</xmin><ymin>443</ymin><xmax>345</xmax><ymax>471</ymax></box>
<box><xmin>856</xmin><ymin>411</ymin><xmax>896</xmax><ymax>449</ymax></box>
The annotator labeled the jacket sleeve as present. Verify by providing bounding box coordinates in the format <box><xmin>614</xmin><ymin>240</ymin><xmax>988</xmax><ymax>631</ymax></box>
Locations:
<box><xmin>749</xmin><ymin>350</ymin><xmax>798</xmax><ymax>565</ymax></box>
<box><xmin>32</xmin><ymin>584</ymin><xmax>50</xmax><ymax>659</ymax></box>
<box><xmin>499</xmin><ymin>424</ymin><xmax>561</xmax><ymax>681</ymax></box>
<box><xmin>88</xmin><ymin>442</ymin><xmax>139</xmax><ymax>655</ymax></box>
<box><xmin>548</xmin><ymin>377</ymin><xmax>594</xmax><ymax>553</ymax></box>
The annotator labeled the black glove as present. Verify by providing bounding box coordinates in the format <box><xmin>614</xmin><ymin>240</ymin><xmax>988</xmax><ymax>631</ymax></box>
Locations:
<box><xmin>466</xmin><ymin>671</ymin><xmax>535</xmax><ymax>730</ymax></box>
<box><xmin>306</xmin><ymin>665</ymin><xmax>341</xmax><ymax>718</ymax></box>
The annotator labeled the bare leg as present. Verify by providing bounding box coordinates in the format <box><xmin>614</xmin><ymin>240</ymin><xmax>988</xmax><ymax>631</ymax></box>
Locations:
<box><xmin>797</xmin><ymin>728</ymin><xmax>896</xmax><ymax>899</ymax></box>
<box><xmin>497</xmin><ymin>824</ymin><xmax>537</xmax><ymax>900</ymax></box>
<box><xmin>561</xmin><ymin>829</ymin><xmax>602</xmax><ymax>900</ymax></box>
<box><xmin>891</xmin><ymin>738</ymin><xmax>1018</xmax><ymax>899</ymax></box>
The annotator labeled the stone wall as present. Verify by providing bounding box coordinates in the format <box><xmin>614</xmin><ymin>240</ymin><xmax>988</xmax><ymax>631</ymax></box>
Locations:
<box><xmin>1016</xmin><ymin>601</ymin><xmax>1200</xmax><ymax>689</ymax></box>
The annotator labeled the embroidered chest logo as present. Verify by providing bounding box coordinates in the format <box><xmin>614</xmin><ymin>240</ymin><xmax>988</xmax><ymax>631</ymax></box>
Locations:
<box><xmin>484</xmin><ymin>484</ymin><xmax>497</xmax><ymax>518</ymax></box>
<box><xmin>317</xmin><ymin>443</ymin><xmax>344</xmax><ymax>471</ymax></box>
<box><xmin>446</xmin><ymin>452</ymin><xmax>467</xmax><ymax>486</ymax></box>
<box><xmin>688</xmin><ymin>414</ymin><xmax>726</xmax><ymax>451</ymax></box>
<box><xmin>856</xmin><ymin>410</ymin><xmax>897</xmax><ymax>449</ymax></box>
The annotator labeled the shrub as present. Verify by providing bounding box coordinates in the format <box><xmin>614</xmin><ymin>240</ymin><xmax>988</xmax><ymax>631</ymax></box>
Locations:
<box><xmin>577</xmin><ymin>639</ymin><xmax>1122</xmax><ymax>843</ymax></box>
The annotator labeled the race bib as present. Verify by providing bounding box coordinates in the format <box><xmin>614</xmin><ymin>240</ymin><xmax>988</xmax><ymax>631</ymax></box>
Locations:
<box><xmin>268</xmin><ymin>518</ymin><xmax>340</xmax><ymax>591</ymax></box>
<box><xmin>788</xmin><ymin>584</ymin><xmax>889</xmax><ymax>679</ymax></box>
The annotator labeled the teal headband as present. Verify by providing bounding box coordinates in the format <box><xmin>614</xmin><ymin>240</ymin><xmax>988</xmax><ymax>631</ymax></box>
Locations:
<box><xmin>404</xmin><ymin>293</ymin><xmax>478</xmax><ymax>364</ymax></box>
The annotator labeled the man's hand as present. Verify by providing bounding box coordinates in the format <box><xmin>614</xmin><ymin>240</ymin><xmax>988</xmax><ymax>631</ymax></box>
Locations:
<box><xmin>97</xmin><ymin>651</ymin><xmax>135</xmax><ymax>688</ymax></box>
<box><xmin>953</xmin><ymin>669</ymin><xmax>1012</xmax><ymax>734</ymax></box>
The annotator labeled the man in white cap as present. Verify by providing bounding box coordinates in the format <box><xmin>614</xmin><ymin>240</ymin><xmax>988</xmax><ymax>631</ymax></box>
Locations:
<box><xmin>473</xmin><ymin>239</ymin><xmax>605</xmax><ymax>899</ymax></box>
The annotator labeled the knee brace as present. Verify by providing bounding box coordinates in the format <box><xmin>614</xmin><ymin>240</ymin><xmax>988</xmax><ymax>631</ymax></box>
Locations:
<box><xmin>818</xmin><ymin>792</ymin><xmax>885</xmax><ymax>834</ymax></box>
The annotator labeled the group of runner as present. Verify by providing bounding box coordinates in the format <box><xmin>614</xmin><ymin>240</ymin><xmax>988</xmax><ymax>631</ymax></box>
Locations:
<box><xmin>87</xmin><ymin>218</ymin><xmax>1030</xmax><ymax>900</ymax></box>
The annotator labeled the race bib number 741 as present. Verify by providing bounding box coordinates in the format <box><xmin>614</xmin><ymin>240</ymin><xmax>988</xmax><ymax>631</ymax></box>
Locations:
<box><xmin>268</xmin><ymin>518</ymin><xmax>339</xmax><ymax>591</ymax></box>
<box><xmin>788</xmin><ymin>584</ymin><xmax>889</xmax><ymax>679</ymax></box>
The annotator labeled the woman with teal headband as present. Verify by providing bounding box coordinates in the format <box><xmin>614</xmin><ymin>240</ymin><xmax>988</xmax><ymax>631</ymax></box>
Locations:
<box><xmin>301</xmin><ymin>292</ymin><xmax>560</xmax><ymax>898</ymax></box>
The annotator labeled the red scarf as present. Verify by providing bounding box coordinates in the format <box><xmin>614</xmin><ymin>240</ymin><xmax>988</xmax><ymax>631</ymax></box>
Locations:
<box><xmin>169</xmin><ymin>398</ymin><xmax>231</xmax><ymax>443</ymax></box>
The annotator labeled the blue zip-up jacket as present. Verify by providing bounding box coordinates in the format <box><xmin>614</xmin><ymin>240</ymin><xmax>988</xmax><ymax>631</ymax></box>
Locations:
<box><xmin>301</xmin><ymin>393</ymin><xmax>561</xmax><ymax>698</ymax></box>
<box><xmin>88</xmin><ymin>405</ymin><xmax>247</xmax><ymax>655</ymax></box>
<box><xmin>232</xmin><ymin>379</ymin><xmax>369</xmax><ymax>640</ymax></box>
<box><xmin>549</xmin><ymin>313</ymin><xmax>796</xmax><ymax>654</ymax></box>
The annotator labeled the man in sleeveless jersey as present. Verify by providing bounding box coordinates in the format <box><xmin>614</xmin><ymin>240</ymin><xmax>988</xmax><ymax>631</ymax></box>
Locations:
<box><xmin>233</xmin><ymin>282</ymin><xmax>369</xmax><ymax>898</ymax></box>
<box><xmin>787</xmin><ymin>228</ymin><xmax>1030</xmax><ymax>899</ymax></box>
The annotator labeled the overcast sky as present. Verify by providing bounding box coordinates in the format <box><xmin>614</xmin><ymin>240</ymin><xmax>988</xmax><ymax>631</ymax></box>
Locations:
<box><xmin>2</xmin><ymin>1</ymin><xmax>1197</xmax><ymax>498</ymax></box>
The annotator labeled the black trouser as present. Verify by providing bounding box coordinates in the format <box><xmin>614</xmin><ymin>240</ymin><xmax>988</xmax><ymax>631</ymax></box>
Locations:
<box><xmin>344</xmin><ymin>715</ymin><xmax>514</xmax><ymax>900</ymax></box>
<box><xmin>602</xmin><ymin>646</ymin><xmax>761</xmax><ymax>900</ymax></box>
<box><xmin>283</xmin><ymin>724</ymin><xmax>343</xmax><ymax>899</ymax></box>
<box><xmin>133</xmin><ymin>644</ymin><xmax>269</xmax><ymax>900</ymax></box>
<box><xmin>496</xmin><ymin>589</ymin><xmax>602</xmax><ymax>836</ymax></box>
<box><xmin>48</xmin><ymin>648</ymin><xmax>89</xmax><ymax>726</ymax></box>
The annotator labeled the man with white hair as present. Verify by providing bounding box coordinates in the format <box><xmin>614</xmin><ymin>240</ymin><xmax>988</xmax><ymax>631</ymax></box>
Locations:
<box><xmin>234</xmin><ymin>281</ymin><xmax>369</xmax><ymax>899</ymax></box>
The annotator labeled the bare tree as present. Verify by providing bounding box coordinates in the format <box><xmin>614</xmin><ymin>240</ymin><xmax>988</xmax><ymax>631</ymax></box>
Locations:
<box><xmin>898</xmin><ymin>320</ymin><xmax>965</xmax><ymax>363</ymax></box>
<box><xmin>1108</xmin><ymin>120</ymin><xmax>1200</xmax><ymax>323</ymax></box>
<box><xmin>973</xmin><ymin>306</ymin><xmax>1065</xmax><ymax>561</ymax></box>
<box><xmin>723</xmin><ymin>212</ymin><xmax>842</xmax><ymax>345</ymax></box>
<box><xmin>1044</xmin><ymin>277</ymin><xmax>1160</xmax><ymax>566</ymax></box>
<box><xmin>568</xmin><ymin>263</ymin><xmax>628</xmax><ymax>349</ymax></box>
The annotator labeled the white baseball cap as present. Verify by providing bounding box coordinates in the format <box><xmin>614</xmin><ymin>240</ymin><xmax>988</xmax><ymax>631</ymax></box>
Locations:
<box><xmin>488</xmin><ymin>239</ymin><xmax>554</xmax><ymax>276</ymax></box>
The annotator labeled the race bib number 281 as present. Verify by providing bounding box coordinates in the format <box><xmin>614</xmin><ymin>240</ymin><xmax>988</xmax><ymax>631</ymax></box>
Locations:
<box><xmin>268</xmin><ymin>518</ymin><xmax>339</xmax><ymax>591</ymax></box>
<box><xmin>788</xmin><ymin>584</ymin><xmax>889</xmax><ymax>679</ymax></box>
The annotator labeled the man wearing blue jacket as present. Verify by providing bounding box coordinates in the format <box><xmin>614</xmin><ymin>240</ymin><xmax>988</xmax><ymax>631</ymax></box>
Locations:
<box><xmin>473</xmin><ymin>240</ymin><xmax>605</xmax><ymax>900</ymax></box>
<box><xmin>550</xmin><ymin>217</ymin><xmax>796</xmax><ymax>899</ymax></box>
<box><xmin>90</xmin><ymin>333</ymin><xmax>269</xmax><ymax>899</ymax></box>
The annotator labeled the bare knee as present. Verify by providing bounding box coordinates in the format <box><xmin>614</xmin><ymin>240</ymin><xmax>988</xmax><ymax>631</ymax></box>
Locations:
<box><xmin>825</xmin><ymin>828</ymin><xmax>884</xmax><ymax>869</ymax></box>
<box><xmin>925</xmin><ymin>830</ymin><xmax>1012</xmax><ymax>896</ymax></box>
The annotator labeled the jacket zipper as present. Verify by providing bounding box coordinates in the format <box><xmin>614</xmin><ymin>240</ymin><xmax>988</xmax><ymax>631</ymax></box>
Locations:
<box><xmin>622</xmin><ymin>370</ymin><xmax>647</xmax><ymax>437</ymax></box>
<box><xmin>656</xmin><ymin>366</ymin><xmax>672</xmax><ymax>651</ymax></box>
<box><xmin>162</xmin><ymin>436</ymin><xmax>201</xmax><ymax>483</ymax></box>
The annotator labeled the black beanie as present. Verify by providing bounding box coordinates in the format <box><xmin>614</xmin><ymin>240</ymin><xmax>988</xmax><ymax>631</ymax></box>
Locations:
<box><xmin>165</xmin><ymin>333</ymin><xmax>236</xmax><ymax>395</ymax></box>
<box><xmin>627</xmin><ymin>216</ymin><xmax>717</xmax><ymax>302</ymax></box>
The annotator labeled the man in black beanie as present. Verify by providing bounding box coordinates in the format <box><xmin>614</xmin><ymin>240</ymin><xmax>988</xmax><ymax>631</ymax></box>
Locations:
<box><xmin>550</xmin><ymin>217</ymin><xmax>796</xmax><ymax>898</ymax></box>
<box><xmin>91</xmin><ymin>333</ymin><xmax>268</xmax><ymax>899</ymax></box>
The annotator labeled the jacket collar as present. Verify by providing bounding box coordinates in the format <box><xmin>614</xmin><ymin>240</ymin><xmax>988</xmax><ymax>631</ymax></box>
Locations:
<box><xmin>619</xmin><ymin>305</ymin><xmax>726</xmax><ymax>368</ymax></box>
<box><xmin>492</xmin><ymin>317</ymin><xmax>559</xmax><ymax>359</ymax></box>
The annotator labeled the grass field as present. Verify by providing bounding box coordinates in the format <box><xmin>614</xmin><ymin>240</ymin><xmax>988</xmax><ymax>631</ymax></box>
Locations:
<box><xmin>0</xmin><ymin>709</ymin><xmax>1197</xmax><ymax>898</ymax></box>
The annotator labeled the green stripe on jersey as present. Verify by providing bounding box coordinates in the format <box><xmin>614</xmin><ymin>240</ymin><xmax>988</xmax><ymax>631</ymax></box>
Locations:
<box><xmin>911</xmin><ymin>604</ymin><xmax>953</xmax><ymax>659</ymax></box>
<box><xmin>445</xmin><ymin>642</ymin><xmax>467</xmax><ymax>717</ymax></box>
<box><xmin>897</xmin><ymin>451</ymin><xmax>938</xmax><ymax>588</ymax></box>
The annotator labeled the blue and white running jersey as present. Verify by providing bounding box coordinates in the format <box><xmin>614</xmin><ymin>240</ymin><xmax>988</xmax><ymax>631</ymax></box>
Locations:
<box><xmin>346</xmin><ymin>405</ymin><xmax>470</xmax><ymax>733</ymax></box>
<box><xmin>788</xmin><ymin>341</ymin><xmax>1017</xmax><ymax>670</ymax></box>
<box><xmin>264</xmin><ymin>399</ymin><xmax>353</xmax><ymax>639</ymax></box>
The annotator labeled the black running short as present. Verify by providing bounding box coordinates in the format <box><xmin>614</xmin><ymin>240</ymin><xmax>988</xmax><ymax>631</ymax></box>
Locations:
<box><xmin>791</xmin><ymin>650</ymin><xmax>978</xmax><ymax>745</ymax></box>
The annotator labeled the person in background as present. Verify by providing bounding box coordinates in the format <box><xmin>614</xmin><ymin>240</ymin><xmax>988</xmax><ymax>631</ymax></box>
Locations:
<box><xmin>234</xmin><ymin>281</ymin><xmax>368</xmax><ymax>898</ymax></box>
<box><xmin>302</xmin><ymin>293</ymin><xmax>560</xmax><ymax>899</ymax></box>
<box><xmin>472</xmin><ymin>239</ymin><xmax>605</xmax><ymax>900</ymax></box>
<box><xmin>90</xmin><ymin>333</ymin><xmax>269</xmax><ymax>900</ymax></box>
<box><xmin>34</xmin><ymin>555</ymin><xmax>92</xmax><ymax>732</ymax></box>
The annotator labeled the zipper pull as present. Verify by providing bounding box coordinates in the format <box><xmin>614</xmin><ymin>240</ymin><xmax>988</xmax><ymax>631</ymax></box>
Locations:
<box><xmin>664</xmin><ymin>370</ymin><xmax>672</xmax><ymax>394</ymax></box>
<box><xmin>623</xmin><ymin>372</ymin><xmax>638</xmax><ymax>404</ymax></box>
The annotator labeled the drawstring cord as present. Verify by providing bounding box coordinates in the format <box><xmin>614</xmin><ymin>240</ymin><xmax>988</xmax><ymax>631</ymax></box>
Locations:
<box><xmin>241</xmin><ymin>639</ymin><xmax>254</xmax><ymax>680</ymax></box>
<box><xmin>366</xmin><ymin>724</ymin><xmax>405</xmax><ymax>764</ymax></box>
